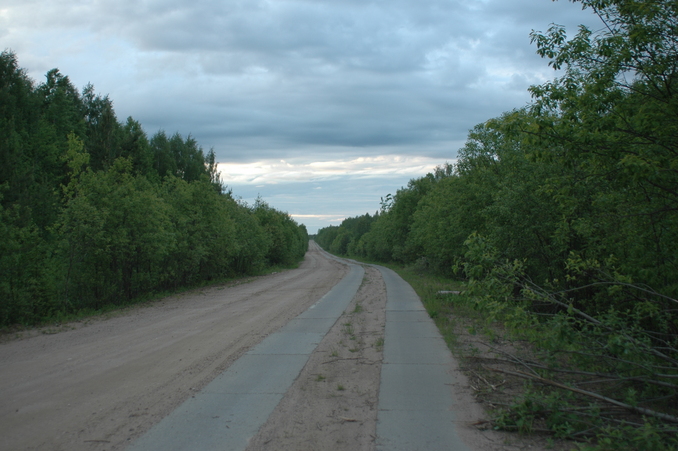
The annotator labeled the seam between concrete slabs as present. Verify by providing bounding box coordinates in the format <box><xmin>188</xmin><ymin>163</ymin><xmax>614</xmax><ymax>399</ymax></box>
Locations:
<box><xmin>128</xmin><ymin>262</ymin><xmax>364</xmax><ymax>451</ymax></box>
<box><xmin>374</xmin><ymin>265</ymin><xmax>472</xmax><ymax>451</ymax></box>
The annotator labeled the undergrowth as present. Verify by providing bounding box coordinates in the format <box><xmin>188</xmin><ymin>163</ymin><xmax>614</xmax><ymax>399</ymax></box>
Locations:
<box><xmin>386</xmin><ymin>262</ymin><xmax>678</xmax><ymax>451</ymax></box>
<box><xmin>0</xmin><ymin>263</ymin><xmax>296</xmax><ymax>337</ymax></box>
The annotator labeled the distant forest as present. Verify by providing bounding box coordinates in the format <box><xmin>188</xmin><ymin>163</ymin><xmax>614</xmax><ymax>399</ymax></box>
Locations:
<box><xmin>317</xmin><ymin>0</ymin><xmax>678</xmax><ymax>324</ymax></box>
<box><xmin>317</xmin><ymin>1</ymin><xmax>678</xmax><ymax>445</ymax></box>
<box><xmin>0</xmin><ymin>51</ymin><xmax>308</xmax><ymax>326</ymax></box>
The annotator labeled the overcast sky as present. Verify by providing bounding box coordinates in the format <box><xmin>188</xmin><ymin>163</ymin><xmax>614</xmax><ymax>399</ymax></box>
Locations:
<box><xmin>2</xmin><ymin>0</ymin><xmax>600</xmax><ymax>233</ymax></box>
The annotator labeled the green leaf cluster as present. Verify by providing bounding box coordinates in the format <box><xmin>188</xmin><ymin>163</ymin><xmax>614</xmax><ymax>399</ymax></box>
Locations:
<box><xmin>316</xmin><ymin>2</ymin><xmax>678</xmax><ymax>445</ymax></box>
<box><xmin>0</xmin><ymin>51</ymin><xmax>309</xmax><ymax>326</ymax></box>
<box><xmin>318</xmin><ymin>0</ymin><xmax>678</xmax><ymax>321</ymax></box>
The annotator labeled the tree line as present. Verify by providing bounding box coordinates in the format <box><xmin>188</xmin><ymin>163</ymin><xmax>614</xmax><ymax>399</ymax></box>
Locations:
<box><xmin>0</xmin><ymin>51</ymin><xmax>308</xmax><ymax>326</ymax></box>
<box><xmin>317</xmin><ymin>1</ymin><xmax>677</xmax><ymax>446</ymax></box>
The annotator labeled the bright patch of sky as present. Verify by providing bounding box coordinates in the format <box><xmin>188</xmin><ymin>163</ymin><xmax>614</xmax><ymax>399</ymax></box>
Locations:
<box><xmin>1</xmin><ymin>0</ymin><xmax>601</xmax><ymax>233</ymax></box>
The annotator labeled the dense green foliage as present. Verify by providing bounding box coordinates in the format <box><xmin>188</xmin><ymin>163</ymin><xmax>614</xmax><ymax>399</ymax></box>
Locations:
<box><xmin>0</xmin><ymin>51</ymin><xmax>308</xmax><ymax>326</ymax></box>
<box><xmin>318</xmin><ymin>1</ymin><xmax>678</xmax><ymax>447</ymax></box>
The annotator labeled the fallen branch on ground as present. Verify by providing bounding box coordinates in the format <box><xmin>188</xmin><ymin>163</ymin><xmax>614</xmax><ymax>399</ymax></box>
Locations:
<box><xmin>486</xmin><ymin>366</ymin><xmax>678</xmax><ymax>424</ymax></box>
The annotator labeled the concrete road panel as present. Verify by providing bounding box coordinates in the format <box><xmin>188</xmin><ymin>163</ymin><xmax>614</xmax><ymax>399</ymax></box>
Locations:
<box><xmin>128</xmin><ymin>264</ymin><xmax>364</xmax><ymax>451</ymax></box>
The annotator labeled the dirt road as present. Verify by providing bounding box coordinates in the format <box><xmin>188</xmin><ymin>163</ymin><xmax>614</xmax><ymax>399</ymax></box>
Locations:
<box><xmin>0</xmin><ymin>242</ymin><xmax>347</xmax><ymax>451</ymax></box>
<box><xmin>1</xmin><ymin>243</ymin><xmax>522</xmax><ymax>451</ymax></box>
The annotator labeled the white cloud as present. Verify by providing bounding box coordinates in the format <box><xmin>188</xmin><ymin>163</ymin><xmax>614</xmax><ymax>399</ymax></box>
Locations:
<box><xmin>218</xmin><ymin>155</ymin><xmax>444</xmax><ymax>185</ymax></box>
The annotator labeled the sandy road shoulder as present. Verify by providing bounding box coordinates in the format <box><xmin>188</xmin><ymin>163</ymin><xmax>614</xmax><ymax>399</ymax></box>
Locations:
<box><xmin>0</xmin><ymin>245</ymin><xmax>346</xmax><ymax>451</ymax></box>
<box><xmin>246</xmin><ymin>265</ymin><xmax>387</xmax><ymax>451</ymax></box>
<box><xmin>245</xmin><ymin>259</ymin><xmax>553</xmax><ymax>451</ymax></box>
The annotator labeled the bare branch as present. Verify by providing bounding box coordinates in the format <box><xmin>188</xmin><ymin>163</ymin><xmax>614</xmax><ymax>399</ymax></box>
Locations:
<box><xmin>488</xmin><ymin>367</ymin><xmax>678</xmax><ymax>424</ymax></box>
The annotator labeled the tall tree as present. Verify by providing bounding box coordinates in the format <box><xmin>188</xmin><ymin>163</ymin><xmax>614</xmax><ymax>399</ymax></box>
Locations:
<box><xmin>82</xmin><ymin>83</ymin><xmax>121</xmax><ymax>170</ymax></box>
<box><xmin>528</xmin><ymin>0</ymin><xmax>678</xmax><ymax>292</ymax></box>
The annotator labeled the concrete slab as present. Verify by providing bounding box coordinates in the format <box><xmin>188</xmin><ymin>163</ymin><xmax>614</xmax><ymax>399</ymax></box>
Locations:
<box><xmin>279</xmin><ymin>317</ymin><xmax>338</xmax><ymax>334</ymax></box>
<box><xmin>129</xmin><ymin>392</ymin><xmax>283</xmax><ymax>451</ymax></box>
<box><xmin>378</xmin><ymin>267</ymin><xmax>426</xmax><ymax>312</ymax></box>
<box><xmin>386</xmin><ymin>297</ymin><xmax>426</xmax><ymax>311</ymax></box>
<box><xmin>384</xmin><ymin>316</ymin><xmax>440</xmax><ymax>336</ymax></box>
<box><xmin>247</xmin><ymin>331</ymin><xmax>324</xmax><ymax>355</ymax></box>
<box><xmin>384</xmin><ymin>334</ymin><xmax>454</xmax><ymax>364</ymax></box>
<box><xmin>375</xmin><ymin>265</ymin><xmax>472</xmax><ymax>451</ymax></box>
<box><xmin>386</xmin><ymin>310</ymin><xmax>433</xmax><ymax>322</ymax></box>
<box><xmin>128</xmin><ymin>263</ymin><xmax>364</xmax><ymax>451</ymax></box>
<box><xmin>296</xmin><ymin>266</ymin><xmax>364</xmax><ymax>319</ymax></box>
<box><xmin>204</xmin><ymin>353</ymin><xmax>311</xmax><ymax>394</ymax></box>
<box><xmin>376</xmin><ymin>409</ymin><xmax>467</xmax><ymax>451</ymax></box>
<box><xmin>378</xmin><ymin>363</ymin><xmax>454</xmax><ymax>411</ymax></box>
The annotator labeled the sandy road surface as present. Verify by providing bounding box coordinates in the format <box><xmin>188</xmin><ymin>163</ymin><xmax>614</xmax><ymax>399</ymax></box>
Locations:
<box><xmin>245</xmin><ymin>264</ymin><xmax>388</xmax><ymax>451</ymax></box>
<box><xmin>0</xmin><ymin>242</ymin><xmax>347</xmax><ymax>451</ymax></box>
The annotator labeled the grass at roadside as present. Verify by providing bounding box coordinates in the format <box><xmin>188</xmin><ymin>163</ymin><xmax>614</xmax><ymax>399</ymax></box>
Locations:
<box><xmin>369</xmin><ymin>261</ymin><xmax>678</xmax><ymax>451</ymax></box>
<box><xmin>352</xmin><ymin>261</ymin><xmax>470</xmax><ymax>345</ymax></box>
<box><xmin>317</xmin><ymin>248</ymin><xmax>678</xmax><ymax>450</ymax></box>
<box><xmin>381</xmin><ymin>265</ymin><xmax>467</xmax><ymax>344</ymax></box>
<box><xmin>371</xmin><ymin>263</ymin><xmax>582</xmax><ymax>449</ymax></box>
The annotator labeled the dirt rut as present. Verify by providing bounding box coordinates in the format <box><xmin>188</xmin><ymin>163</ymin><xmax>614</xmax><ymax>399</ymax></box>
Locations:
<box><xmin>0</xmin><ymin>243</ymin><xmax>346</xmax><ymax>451</ymax></box>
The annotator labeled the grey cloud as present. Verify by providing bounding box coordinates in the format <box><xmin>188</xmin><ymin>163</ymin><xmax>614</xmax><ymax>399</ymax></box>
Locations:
<box><xmin>4</xmin><ymin>0</ymin><xmax>600</xmax><ymax>166</ymax></box>
<box><xmin>2</xmin><ymin>0</ymin><xmax>603</xmax><ymax>232</ymax></box>
<box><xmin>99</xmin><ymin>0</ymin><xmax>477</xmax><ymax>75</ymax></box>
